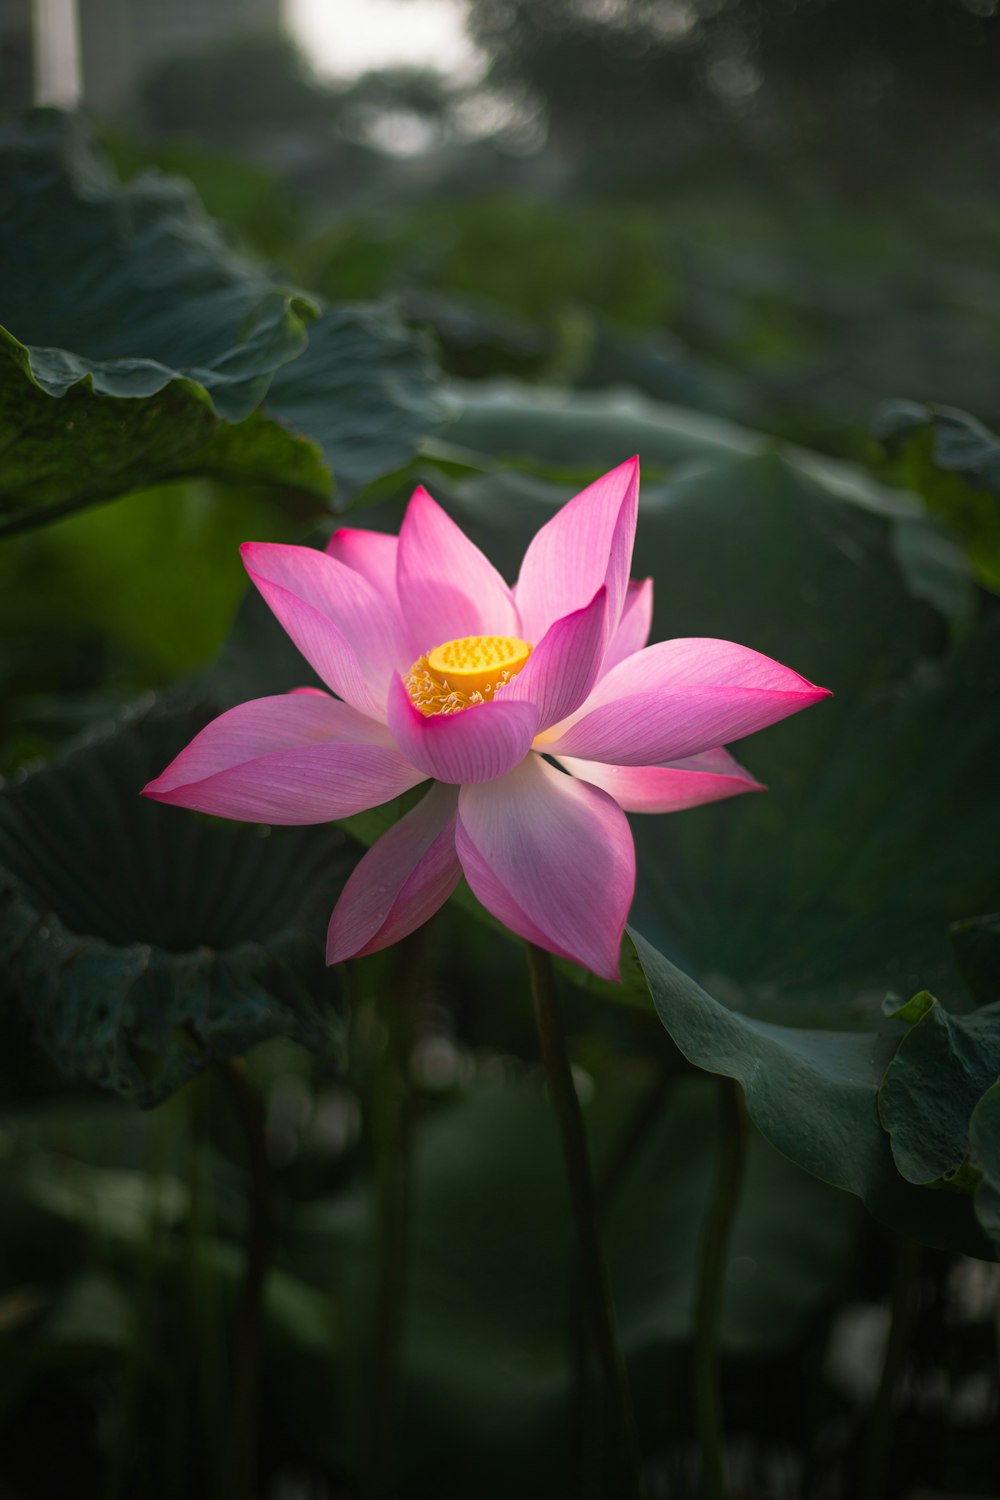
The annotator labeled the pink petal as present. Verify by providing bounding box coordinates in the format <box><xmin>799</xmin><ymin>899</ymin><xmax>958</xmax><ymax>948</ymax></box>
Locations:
<box><xmin>142</xmin><ymin>693</ymin><xmax>425</xmax><ymax>823</ymax></box>
<box><xmin>396</xmin><ymin>486</ymin><xmax>519</xmax><ymax>657</ymax></box>
<box><xmin>506</xmin><ymin>586</ymin><xmax>609</xmax><ymax>733</ymax></box>
<box><xmin>456</xmin><ymin>753</ymin><xmax>635</xmax><ymax>981</ymax></box>
<box><xmin>387</xmin><ymin>673</ymin><xmax>537</xmax><ymax>785</ymax></box>
<box><xmin>325</xmin><ymin>527</ymin><xmax>400</xmax><ymax>610</ymax></box>
<box><xmin>514</xmin><ymin>457</ymin><xmax>639</xmax><ymax>646</ymax></box>
<box><xmin>327</xmin><ymin>782</ymin><xmax>461</xmax><ymax>963</ymax></box>
<box><xmin>557</xmin><ymin>747</ymin><xmax>764</xmax><ymax>813</ymax></box>
<box><xmin>602</xmin><ymin>577</ymin><xmax>653</xmax><ymax>674</ymax></box>
<box><xmin>242</xmin><ymin>542</ymin><xmax>406</xmax><ymax>718</ymax></box>
<box><xmin>543</xmin><ymin>638</ymin><xmax>830</xmax><ymax>766</ymax></box>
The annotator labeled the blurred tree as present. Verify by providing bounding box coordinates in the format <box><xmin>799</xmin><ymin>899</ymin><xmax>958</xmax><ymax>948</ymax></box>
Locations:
<box><xmin>140</xmin><ymin>30</ymin><xmax>337</xmax><ymax>137</ymax></box>
<box><xmin>334</xmin><ymin>65</ymin><xmax>455</xmax><ymax>152</ymax></box>
<box><xmin>466</xmin><ymin>0</ymin><xmax>1000</xmax><ymax>182</ymax></box>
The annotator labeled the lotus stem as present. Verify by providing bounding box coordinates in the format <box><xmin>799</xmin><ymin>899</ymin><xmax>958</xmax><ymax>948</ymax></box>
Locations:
<box><xmin>693</xmin><ymin>1074</ymin><xmax>748</xmax><ymax>1500</ymax></box>
<box><xmin>218</xmin><ymin>1059</ymin><xmax>275</xmax><ymax>1500</ymax></box>
<box><xmin>525</xmin><ymin>941</ymin><xmax>647</xmax><ymax>1500</ymax></box>
<box><xmin>364</xmin><ymin>934</ymin><xmax>423</xmax><ymax>1499</ymax></box>
<box><xmin>858</xmin><ymin>1235</ymin><xmax>922</xmax><ymax>1500</ymax></box>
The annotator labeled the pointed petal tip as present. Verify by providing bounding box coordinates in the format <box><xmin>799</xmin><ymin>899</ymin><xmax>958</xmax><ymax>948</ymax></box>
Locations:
<box><xmin>139</xmin><ymin>778</ymin><xmax>181</xmax><ymax>806</ymax></box>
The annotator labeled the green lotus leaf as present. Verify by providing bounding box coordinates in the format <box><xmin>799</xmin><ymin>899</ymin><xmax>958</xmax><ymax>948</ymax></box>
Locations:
<box><xmin>969</xmin><ymin>1081</ymin><xmax>1000</xmax><ymax>1253</ymax></box>
<box><xmin>0</xmin><ymin>111</ymin><xmax>443</xmax><ymax>533</ymax></box>
<box><xmin>631</xmin><ymin>932</ymin><xmax>992</xmax><ymax>1258</ymax></box>
<box><xmin>878</xmin><ymin>990</ymin><xmax>1000</xmax><ymax>1186</ymax></box>
<box><xmin>0</xmin><ymin>699</ymin><xmax>353</xmax><ymax>1105</ymax></box>
<box><xmin>875</xmin><ymin>399</ymin><xmax>1000</xmax><ymax>590</ymax></box>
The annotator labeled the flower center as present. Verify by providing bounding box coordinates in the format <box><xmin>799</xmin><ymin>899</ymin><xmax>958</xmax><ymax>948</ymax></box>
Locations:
<box><xmin>405</xmin><ymin>634</ymin><xmax>533</xmax><ymax>716</ymax></box>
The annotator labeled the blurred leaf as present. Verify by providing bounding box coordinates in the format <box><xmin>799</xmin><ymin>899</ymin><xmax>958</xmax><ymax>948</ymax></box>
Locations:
<box><xmin>878</xmin><ymin>991</ymin><xmax>1000</xmax><ymax>1186</ymax></box>
<box><xmin>630</xmin><ymin>932</ymin><xmax>992</xmax><ymax>1257</ymax></box>
<box><xmin>875</xmin><ymin>400</ymin><xmax>1000</xmax><ymax>590</ymax></box>
<box><xmin>969</xmin><ymin>1081</ymin><xmax>1000</xmax><ymax>1254</ymax></box>
<box><xmin>442</xmin><ymin>378</ymin><xmax>914</xmax><ymax>516</ymax></box>
<box><xmin>0</xmin><ymin>111</ymin><xmax>326</xmax><ymax>531</ymax></box>
<box><xmin>430</xmin><ymin>382</ymin><xmax>973</xmax><ymax>624</ymax></box>
<box><xmin>0</xmin><ymin>480</ymin><xmax>290</xmax><ymax>719</ymax></box>
<box><xmin>264</xmin><ymin>305</ymin><xmax>446</xmax><ymax>505</ymax></box>
<box><xmin>0</xmin><ymin>699</ymin><xmax>352</xmax><ymax>1105</ymax></box>
<box><xmin>0</xmin><ymin>111</ymin><xmax>443</xmax><ymax>533</ymax></box>
<box><xmin>42</xmin><ymin>1272</ymin><xmax>132</xmax><ymax>1349</ymax></box>
<box><xmin>21</xmin><ymin>1163</ymin><xmax>188</xmax><ymax>1243</ymax></box>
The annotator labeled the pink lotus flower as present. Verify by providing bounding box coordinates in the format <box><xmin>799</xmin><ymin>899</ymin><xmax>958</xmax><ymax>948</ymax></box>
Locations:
<box><xmin>144</xmin><ymin>460</ymin><xmax>829</xmax><ymax>980</ymax></box>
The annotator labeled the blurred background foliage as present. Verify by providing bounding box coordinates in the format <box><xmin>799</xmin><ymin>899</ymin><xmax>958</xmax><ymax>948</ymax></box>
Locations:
<box><xmin>1</xmin><ymin>1</ymin><xmax>1000</xmax><ymax>1496</ymax></box>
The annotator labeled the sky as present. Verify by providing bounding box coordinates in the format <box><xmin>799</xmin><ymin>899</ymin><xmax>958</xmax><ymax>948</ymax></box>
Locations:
<box><xmin>286</xmin><ymin>0</ymin><xmax>482</xmax><ymax>80</ymax></box>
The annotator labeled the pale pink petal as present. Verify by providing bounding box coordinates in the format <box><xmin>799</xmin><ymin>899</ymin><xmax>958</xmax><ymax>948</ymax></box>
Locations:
<box><xmin>506</xmin><ymin>587</ymin><xmax>609</xmax><ymax>733</ymax></box>
<box><xmin>142</xmin><ymin>694</ymin><xmax>426</xmax><ymax>823</ymax></box>
<box><xmin>602</xmin><ymin>577</ymin><xmax>653</xmax><ymax>674</ymax></box>
<box><xmin>542</xmin><ymin>638</ymin><xmax>830</xmax><ymax>766</ymax></box>
<box><xmin>242</xmin><ymin>542</ymin><xmax>406</xmax><ymax>717</ymax></box>
<box><xmin>387</xmin><ymin>674</ymin><xmax>537</xmax><ymax>785</ymax></box>
<box><xmin>325</xmin><ymin>527</ymin><xmax>400</xmax><ymax>610</ymax></box>
<box><xmin>396</xmin><ymin>486</ymin><xmax>519</xmax><ymax>656</ymax></box>
<box><xmin>327</xmin><ymin>782</ymin><xmax>461</xmax><ymax>963</ymax></box>
<box><xmin>514</xmin><ymin>457</ymin><xmax>639</xmax><ymax>646</ymax></box>
<box><xmin>557</xmin><ymin>747</ymin><xmax>764</xmax><ymax>813</ymax></box>
<box><xmin>456</xmin><ymin>753</ymin><xmax>635</xmax><ymax>981</ymax></box>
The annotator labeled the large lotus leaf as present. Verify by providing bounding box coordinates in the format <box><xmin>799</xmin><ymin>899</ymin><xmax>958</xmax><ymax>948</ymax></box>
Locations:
<box><xmin>877</xmin><ymin>991</ymin><xmax>1000</xmax><ymax>1186</ymax></box>
<box><xmin>289</xmin><ymin>1073</ymin><xmax>858</xmax><ymax>1492</ymax></box>
<box><xmin>875</xmin><ymin>400</ymin><xmax>1000</xmax><ymax>590</ymax></box>
<box><xmin>969</xmin><ymin>1082</ymin><xmax>1000</xmax><ymax>1254</ymax></box>
<box><xmin>442</xmin><ymin>377</ymin><xmax>916</xmax><ymax>517</ymax></box>
<box><xmin>630</xmin><ymin>933</ymin><xmax>993</xmax><ymax>1258</ymax></box>
<box><xmin>264</xmin><ymin>304</ymin><xmax>447</xmax><ymax>501</ymax></box>
<box><xmin>0</xmin><ymin>112</ymin><xmax>443</xmax><ymax>532</ymax></box>
<box><xmin>0</xmin><ymin>699</ymin><xmax>353</xmax><ymax>1105</ymax></box>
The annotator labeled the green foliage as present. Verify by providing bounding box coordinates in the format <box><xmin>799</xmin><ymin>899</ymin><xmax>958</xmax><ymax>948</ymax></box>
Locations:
<box><xmin>257</xmin><ymin>1072</ymin><xmax>859</xmax><ymax>1491</ymax></box>
<box><xmin>0</xmin><ymin>700</ymin><xmax>352</xmax><ymax>1104</ymax></box>
<box><xmin>876</xmin><ymin>400</ymin><xmax>1000</xmax><ymax>590</ymax></box>
<box><xmin>297</xmin><ymin>187</ymin><xmax>1000</xmax><ymax>456</ymax></box>
<box><xmin>878</xmin><ymin>991</ymin><xmax>1000</xmax><ymax>1187</ymax></box>
<box><xmin>0</xmin><ymin>113</ymin><xmax>443</xmax><ymax>533</ymax></box>
<box><xmin>970</xmin><ymin>1081</ymin><xmax>1000</xmax><ymax>1253</ymax></box>
<box><xmin>631</xmin><ymin>936</ymin><xmax>990</xmax><ymax>1257</ymax></box>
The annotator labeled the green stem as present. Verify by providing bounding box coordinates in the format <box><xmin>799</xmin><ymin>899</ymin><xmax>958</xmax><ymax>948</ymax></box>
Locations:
<box><xmin>364</xmin><ymin>935</ymin><xmax>422</xmax><ymax>1499</ymax></box>
<box><xmin>218</xmin><ymin>1060</ymin><xmax>276</xmax><ymax>1500</ymax></box>
<box><xmin>858</xmin><ymin>1235</ymin><xmax>922</xmax><ymax>1500</ymax></box>
<box><xmin>525</xmin><ymin>941</ymin><xmax>646</xmax><ymax>1500</ymax></box>
<box><xmin>693</xmin><ymin>1075</ymin><xmax>748</xmax><ymax>1500</ymax></box>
